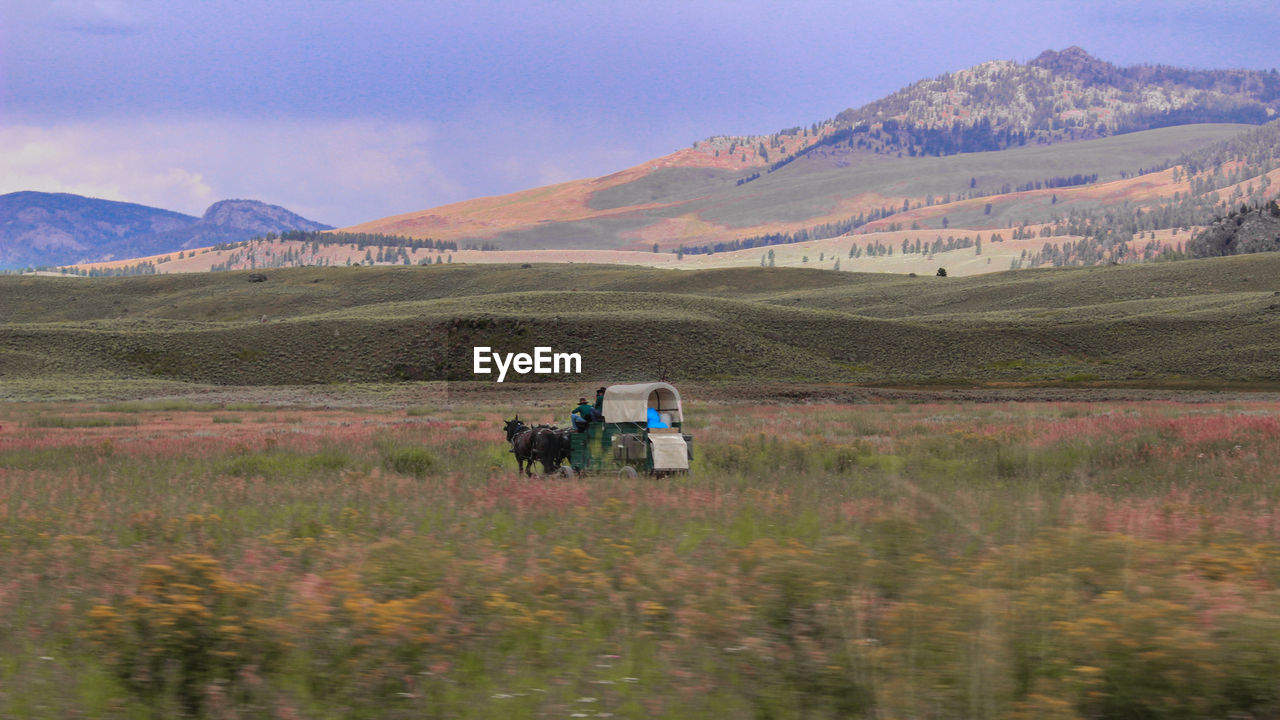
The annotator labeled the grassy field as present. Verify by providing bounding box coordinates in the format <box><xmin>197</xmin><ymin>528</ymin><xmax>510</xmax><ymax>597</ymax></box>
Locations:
<box><xmin>7</xmin><ymin>255</ymin><xmax>1280</xmax><ymax>717</ymax></box>
<box><xmin>4</xmin><ymin>256</ymin><xmax>1280</xmax><ymax>396</ymax></box>
<box><xmin>4</xmin><ymin>393</ymin><xmax>1280</xmax><ymax>718</ymax></box>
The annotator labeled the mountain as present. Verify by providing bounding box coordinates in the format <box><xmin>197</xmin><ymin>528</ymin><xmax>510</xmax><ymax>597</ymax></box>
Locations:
<box><xmin>336</xmin><ymin>49</ymin><xmax>1280</xmax><ymax>270</ymax></box>
<box><xmin>54</xmin><ymin>49</ymin><xmax>1280</xmax><ymax>278</ymax></box>
<box><xmin>825</xmin><ymin>45</ymin><xmax>1278</xmax><ymax>155</ymax></box>
<box><xmin>0</xmin><ymin>193</ymin><xmax>331</xmax><ymax>270</ymax></box>
<box><xmin>0</xmin><ymin>192</ymin><xmax>197</xmax><ymax>270</ymax></box>
<box><xmin>199</xmin><ymin>199</ymin><xmax>331</xmax><ymax>235</ymax></box>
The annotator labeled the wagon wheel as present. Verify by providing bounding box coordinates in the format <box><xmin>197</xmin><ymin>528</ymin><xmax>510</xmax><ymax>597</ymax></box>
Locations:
<box><xmin>618</xmin><ymin>466</ymin><xmax>638</xmax><ymax>481</ymax></box>
<box><xmin>558</xmin><ymin>465</ymin><xmax>575</xmax><ymax>479</ymax></box>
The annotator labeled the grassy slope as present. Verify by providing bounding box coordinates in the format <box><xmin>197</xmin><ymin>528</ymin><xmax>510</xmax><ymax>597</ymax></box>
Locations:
<box><xmin>692</xmin><ymin>124</ymin><xmax>1250</xmax><ymax>228</ymax></box>
<box><xmin>342</xmin><ymin>124</ymin><xmax>1249</xmax><ymax>250</ymax></box>
<box><xmin>4</xmin><ymin>256</ymin><xmax>1280</xmax><ymax>392</ymax></box>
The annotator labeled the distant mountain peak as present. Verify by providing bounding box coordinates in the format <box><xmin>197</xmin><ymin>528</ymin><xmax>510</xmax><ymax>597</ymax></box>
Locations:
<box><xmin>1034</xmin><ymin>45</ymin><xmax>1101</xmax><ymax>64</ymax></box>
<box><xmin>818</xmin><ymin>47</ymin><xmax>1278</xmax><ymax>159</ymax></box>
<box><xmin>1029</xmin><ymin>46</ymin><xmax>1118</xmax><ymax>85</ymax></box>
<box><xmin>200</xmin><ymin>199</ymin><xmax>332</xmax><ymax>233</ymax></box>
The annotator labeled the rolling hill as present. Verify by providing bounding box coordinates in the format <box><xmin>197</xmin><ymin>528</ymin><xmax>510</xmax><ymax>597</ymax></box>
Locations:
<box><xmin>4</xmin><ymin>255</ymin><xmax>1280</xmax><ymax>398</ymax></box>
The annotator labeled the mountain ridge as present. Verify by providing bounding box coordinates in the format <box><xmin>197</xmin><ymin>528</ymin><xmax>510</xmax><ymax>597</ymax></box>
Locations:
<box><xmin>0</xmin><ymin>193</ymin><xmax>332</xmax><ymax>269</ymax></box>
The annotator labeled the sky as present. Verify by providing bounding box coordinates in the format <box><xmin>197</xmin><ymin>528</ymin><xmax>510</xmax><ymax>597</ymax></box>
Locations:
<box><xmin>2</xmin><ymin>0</ymin><xmax>1278</xmax><ymax>227</ymax></box>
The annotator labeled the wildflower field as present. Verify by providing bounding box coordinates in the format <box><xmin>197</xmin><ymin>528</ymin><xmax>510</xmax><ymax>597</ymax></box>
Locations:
<box><xmin>4</xmin><ymin>395</ymin><xmax>1280</xmax><ymax>718</ymax></box>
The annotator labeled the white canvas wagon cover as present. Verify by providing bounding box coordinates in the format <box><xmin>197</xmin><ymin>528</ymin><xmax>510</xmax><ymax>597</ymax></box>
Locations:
<box><xmin>601</xmin><ymin>382</ymin><xmax>683</xmax><ymax>424</ymax></box>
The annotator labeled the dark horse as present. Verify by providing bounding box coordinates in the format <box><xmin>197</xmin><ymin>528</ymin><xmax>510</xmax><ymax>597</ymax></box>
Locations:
<box><xmin>504</xmin><ymin>416</ymin><xmax>537</xmax><ymax>476</ymax></box>
<box><xmin>534</xmin><ymin>427</ymin><xmax>573</xmax><ymax>474</ymax></box>
<box><xmin>504</xmin><ymin>417</ymin><xmax>571</xmax><ymax>476</ymax></box>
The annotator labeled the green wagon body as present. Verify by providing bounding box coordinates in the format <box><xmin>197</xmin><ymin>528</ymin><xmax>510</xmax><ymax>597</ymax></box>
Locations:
<box><xmin>568</xmin><ymin>382</ymin><xmax>693</xmax><ymax>476</ymax></box>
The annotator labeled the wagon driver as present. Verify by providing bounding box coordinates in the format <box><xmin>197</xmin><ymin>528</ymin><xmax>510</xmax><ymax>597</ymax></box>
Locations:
<box><xmin>572</xmin><ymin>396</ymin><xmax>595</xmax><ymax>432</ymax></box>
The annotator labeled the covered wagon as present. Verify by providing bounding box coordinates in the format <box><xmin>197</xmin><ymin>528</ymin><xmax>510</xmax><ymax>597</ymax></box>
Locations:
<box><xmin>570</xmin><ymin>381</ymin><xmax>693</xmax><ymax>478</ymax></box>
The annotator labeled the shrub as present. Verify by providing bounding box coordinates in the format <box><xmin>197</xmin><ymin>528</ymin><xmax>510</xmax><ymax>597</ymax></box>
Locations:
<box><xmin>221</xmin><ymin>449</ymin><xmax>352</xmax><ymax>478</ymax></box>
<box><xmin>86</xmin><ymin>555</ymin><xmax>280</xmax><ymax>715</ymax></box>
<box><xmin>383</xmin><ymin>446</ymin><xmax>437</xmax><ymax>477</ymax></box>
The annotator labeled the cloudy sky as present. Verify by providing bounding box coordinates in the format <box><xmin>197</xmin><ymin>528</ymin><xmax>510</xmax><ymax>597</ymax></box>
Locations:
<box><xmin>2</xmin><ymin>1</ymin><xmax>1278</xmax><ymax>226</ymax></box>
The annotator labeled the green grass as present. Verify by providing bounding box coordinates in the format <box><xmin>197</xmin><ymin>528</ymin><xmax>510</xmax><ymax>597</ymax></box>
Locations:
<box><xmin>588</xmin><ymin>166</ymin><xmax>746</xmax><ymax>211</ymax></box>
<box><xmin>219</xmin><ymin>448</ymin><xmax>358</xmax><ymax>478</ymax></box>
<box><xmin>97</xmin><ymin>400</ymin><xmax>226</xmax><ymax>412</ymax></box>
<box><xmin>378</xmin><ymin>443</ymin><xmax>438</xmax><ymax>478</ymax></box>
<box><xmin>2</xmin><ymin>256</ymin><xmax>1280</xmax><ymax>392</ymax></box>
<box><xmin>460</xmin><ymin>215</ymin><xmax>659</xmax><ymax>251</ymax></box>
<box><xmin>24</xmin><ymin>415</ymin><xmax>140</xmax><ymax>428</ymax></box>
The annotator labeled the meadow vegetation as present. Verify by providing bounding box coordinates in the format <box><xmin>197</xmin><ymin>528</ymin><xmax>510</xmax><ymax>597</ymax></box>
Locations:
<box><xmin>4</xmin><ymin>396</ymin><xmax>1280</xmax><ymax>718</ymax></box>
<box><xmin>3</xmin><ymin>257</ymin><xmax>1280</xmax><ymax>395</ymax></box>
